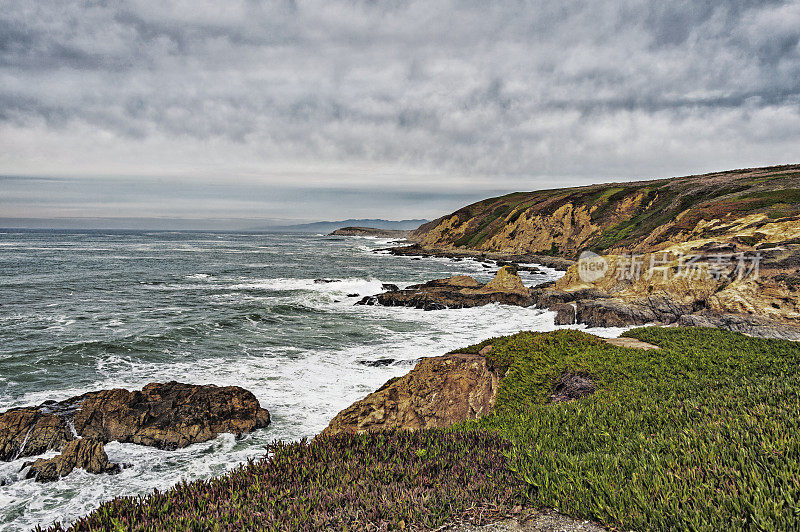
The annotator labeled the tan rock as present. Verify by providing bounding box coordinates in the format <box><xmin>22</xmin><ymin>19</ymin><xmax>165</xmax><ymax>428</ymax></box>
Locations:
<box><xmin>603</xmin><ymin>337</ymin><xmax>661</xmax><ymax>350</ymax></box>
<box><xmin>322</xmin><ymin>354</ymin><xmax>499</xmax><ymax>435</ymax></box>
<box><xmin>479</xmin><ymin>266</ymin><xmax>530</xmax><ymax>296</ymax></box>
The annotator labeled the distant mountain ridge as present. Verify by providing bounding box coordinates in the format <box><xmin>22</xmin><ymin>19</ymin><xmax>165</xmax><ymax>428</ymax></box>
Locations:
<box><xmin>272</xmin><ymin>219</ymin><xmax>427</xmax><ymax>233</ymax></box>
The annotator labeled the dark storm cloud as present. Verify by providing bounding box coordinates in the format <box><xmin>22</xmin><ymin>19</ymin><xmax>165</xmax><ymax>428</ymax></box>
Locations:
<box><xmin>1</xmin><ymin>0</ymin><xmax>799</xmax><ymax>222</ymax></box>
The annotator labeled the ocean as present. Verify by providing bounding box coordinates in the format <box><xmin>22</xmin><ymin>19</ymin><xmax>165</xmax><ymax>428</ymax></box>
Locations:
<box><xmin>0</xmin><ymin>230</ymin><xmax>627</xmax><ymax>530</ymax></box>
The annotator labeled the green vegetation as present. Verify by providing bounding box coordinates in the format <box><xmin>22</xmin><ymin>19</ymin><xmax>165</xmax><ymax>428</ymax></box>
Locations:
<box><xmin>469</xmin><ymin>328</ymin><xmax>800</xmax><ymax>530</ymax></box>
<box><xmin>44</xmin><ymin>430</ymin><xmax>525</xmax><ymax>531</ymax></box>
<box><xmin>48</xmin><ymin>328</ymin><xmax>800</xmax><ymax>531</ymax></box>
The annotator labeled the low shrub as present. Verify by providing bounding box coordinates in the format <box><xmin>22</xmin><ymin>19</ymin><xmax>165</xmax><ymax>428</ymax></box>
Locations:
<box><xmin>44</xmin><ymin>430</ymin><xmax>525</xmax><ymax>531</ymax></box>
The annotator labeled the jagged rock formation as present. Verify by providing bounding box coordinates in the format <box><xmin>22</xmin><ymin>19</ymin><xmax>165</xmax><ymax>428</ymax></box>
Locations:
<box><xmin>24</xmin><ymin>438</ymin><xmax>120</xmax><ymax>482</ymax></box>
<box><xmin>390</xmin><ymin>243</ymin><xmax>574</xmax><ymax>271</ymax></box>
<box><xmin>0</xmin><ymin>409</ymin><xmax>74</xmax><ymax>462</ymax></box>
<box><xmin>356</xmin><ymin>266</ymin><xmax>534</xmax><ymax>310</ymax></box>
<box><xmin>322</xmin><ymin>354</ymin><xmax>499</xmax><ymax>435</ymax></box>
<box><xmin>0</xmin><ymin>382</ymin><xmax>270</xmax><ymax>480</ymax></box>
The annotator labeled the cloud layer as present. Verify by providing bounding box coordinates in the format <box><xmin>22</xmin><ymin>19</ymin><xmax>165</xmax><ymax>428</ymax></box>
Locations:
<box><xmin>1</xmin><ymin>0</ymin><xmax>799</xmax><ymax>220</ymax></box>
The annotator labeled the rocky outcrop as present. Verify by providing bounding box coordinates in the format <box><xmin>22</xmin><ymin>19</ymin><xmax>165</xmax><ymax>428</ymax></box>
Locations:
<box><xmin>574</xmin><ymin>299</ymin><xmax>658</xmax><ymax>327</ymax></box>
<box><xmin>0</xmin><ymin>409</ymin><xmax>74</xmax><ymax>462</ymax></box>
<box><xmin>357</xmin><ymin>267</ymin><xmax>535</xmax><ymax>310</ymax></box>
<box><xmin>322</xmin><ymin>354</ymin><xmax>499</xmax><ymax>435</ymax></box>
<box><xmin>24</xmin><ymin>438</ymin><xmax>120</xmax><ymax>482</ymax></box>
<box><xmin>330</xmin><ymin>227</ymin><xmax>410</xmax><ymax>238</ymax></box>
<box><xmin>0</xmin><ymin>382</ymin><xmax>270</xmax><ymax>479</ymax></box>
<box><xmin>69</xmin><ymin>381</ymin><xmax>271</xmax><ymax>450</ymax></box>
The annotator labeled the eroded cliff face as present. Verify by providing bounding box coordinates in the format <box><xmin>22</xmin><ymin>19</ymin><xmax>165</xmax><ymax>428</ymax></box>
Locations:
<box><xmin>411</xmin><ymin>164</ymin><xmax>800</xmax><ymax>325</ymax></box>
<box><xmin>412</xmin><ymin>164</ymin><xmax>800</xmax><ymax>258</ymax></box>
<box><xmin>322</xmin><ymin>354</ymin><xmax>499</xmax><ymax>435</ymax></box>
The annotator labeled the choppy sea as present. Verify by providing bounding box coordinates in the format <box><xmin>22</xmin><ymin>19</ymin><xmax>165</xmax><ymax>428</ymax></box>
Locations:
<box><xmin>0</xmin><ymin>230</ymin><xmax>627</xmax><ymax>530</ymax></box>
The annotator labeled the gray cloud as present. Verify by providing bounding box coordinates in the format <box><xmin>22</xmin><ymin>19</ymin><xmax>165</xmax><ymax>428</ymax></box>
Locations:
<box><xmin>1</xmin><ymin>0</ymin><xmax>799</xmax><ymax>222</ymax></box>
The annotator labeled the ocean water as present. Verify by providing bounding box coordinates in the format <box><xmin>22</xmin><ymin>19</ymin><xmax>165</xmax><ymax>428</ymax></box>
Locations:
<box><xmin>0</xmin><ymin>231</ymin><xmax>628</xmax><ymax>530</ymax></box>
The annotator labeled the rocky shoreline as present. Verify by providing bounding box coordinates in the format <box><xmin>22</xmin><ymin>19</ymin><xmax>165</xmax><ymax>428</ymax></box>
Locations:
<box><xmin>329</xmin><ymin>226</ymin><xmax>411</xmax><ymax>238</ymax></box>
<box><xmin>388</xmin><ymin>243</ymin><xmax>575</xmax><ymax>271</ymax></box>
<box><xmin>357</xmin><ymin>266</ymin><xmax>535</xmax><ymax>310</ymax></box>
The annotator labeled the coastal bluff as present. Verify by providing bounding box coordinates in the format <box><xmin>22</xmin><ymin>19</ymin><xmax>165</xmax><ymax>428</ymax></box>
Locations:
<box><xmin>395</xmin><ymin>164</ymin><xmax>800</xmax><ymax>338</ymax></box>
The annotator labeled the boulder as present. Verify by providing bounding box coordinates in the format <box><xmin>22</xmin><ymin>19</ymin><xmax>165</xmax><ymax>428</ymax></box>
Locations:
<box><xmin>552</xmin><ymin>303</ymin><xmax>576</xmax><ymax>325</ymax></box>
<box><xmin>0</xmin><ymin>382</ymin><xmax>271</xmax><ymax>464</ymax></box>
<box><xmin>24</xmin><ymin>438</ymin><xmax>120</xmax><ymax>482</ymax></box>
<box><xmin>479</xmin><ymin>266</ymin><xmax>529</xmax><ymax>296</ymax></box>
<box><xmin>70</xmin><ymin>382</ymin><xmax>271</xmax><ymax>450</ymax></box>
<box><xmin>574</xmin><ymin>299</ymin><xmax>658</xmax><ymax>327</ymax></box>
<box><xmin>322</xmin><ymin>354</ymin><xmax>499</xmax><ymax>435</ymax></box>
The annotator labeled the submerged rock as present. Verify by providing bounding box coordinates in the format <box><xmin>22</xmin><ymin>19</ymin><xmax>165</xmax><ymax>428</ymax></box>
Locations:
<box><xmin>322</xmin><ymin>354</ymin><xmax>499</xmax><ymax>435</ymax></box>
<box><xmin>24</xmin><ymin>438</ymin><xmax>120</xmax><ymax>483</ymax></box>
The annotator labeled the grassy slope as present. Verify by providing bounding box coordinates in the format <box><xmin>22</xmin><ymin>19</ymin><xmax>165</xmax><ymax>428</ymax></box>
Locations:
<box><xmin>412</xmin><ymin>164</ymin><xmax>800</xmax><ymax>257</ymax></box>
<box><xmin>47</xmin><ymin>328</ymin><xmax>800</xmax><ymax>531</ymax></box>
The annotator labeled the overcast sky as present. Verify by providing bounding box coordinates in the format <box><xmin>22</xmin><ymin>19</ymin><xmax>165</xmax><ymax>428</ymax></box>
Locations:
<box><xmin>2</xmin><ymin>0</ymin><xmax>799</xmax><ymax>225</ymax></box>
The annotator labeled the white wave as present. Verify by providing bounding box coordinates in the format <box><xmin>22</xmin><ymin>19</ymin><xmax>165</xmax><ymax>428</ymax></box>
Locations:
<box><xmin>227</xmin><ymin>277</ymin><xmax>388</xmax><ymax>296</ymax></box>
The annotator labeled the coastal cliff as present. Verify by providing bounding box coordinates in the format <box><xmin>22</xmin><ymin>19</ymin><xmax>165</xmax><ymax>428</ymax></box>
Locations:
<box><xmin>407</xmin><ymin>164</ymin><xmax>800</xmax><ymax>332</ymax></box>
<box><xmin>410</xmin><ymin>164</ymin><xmax>800</xmax><ymax>258</ymax></box>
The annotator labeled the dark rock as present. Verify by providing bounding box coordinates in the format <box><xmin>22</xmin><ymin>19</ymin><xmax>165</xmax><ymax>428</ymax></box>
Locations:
<box><xmin>359</xmin><ymin>358</ymin><xmax>397</xmax><ymax>367</ymax></box>
<box><xmin>388</xmin><ymin>244</ymin><xmax>575</xmax><ymax>271</ymax></box>
<box><xmin>381</xmin><ymin>283</ymin><xmax>400</xmax><ymax>292</ymax></box>
<box><xmin>575</xmin><ymin>299</ymin><xmax>658</xmax><ymax>327</ymax></box>
<box><xmin>0</xmin><ymin>382</ymin><xmax>271</xmax><ymax>463</ymax></box>
<box><xmin>0</xmin><ymin>409</ymin><xmax>75</xmax><ymax>461</ymax></box>
<box><xmin>550</xmin><ymin>372</ymin><xmax>596</xmax><ymax>403</ymax></box>
<box><xmin>24</xmin><ymin>438</ymin><xmax>120</xmax><ymax>482</ymax></box>
<box><xmin>533</xmin><ymin>288</ymin><xmax>610</xmax><ymax>308</ymax></box>
<box><xmin>346</xmin><ymin>293</ymin><xmax>359</xmax><ymax>297</ymax></box>
<box><xmin>314</xmin><ymin>278</ymin><xmax>339</xmax><ymax>284</ymax></box>
<box><xmin>71</xmin><ymin>382</ymin><xmax>271</xmax><ymax>450</ymax></box>
<box><xmin>552</xmin><ymin>303</ymin><xmax>576</xmax><ymax>325</ymax></box>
